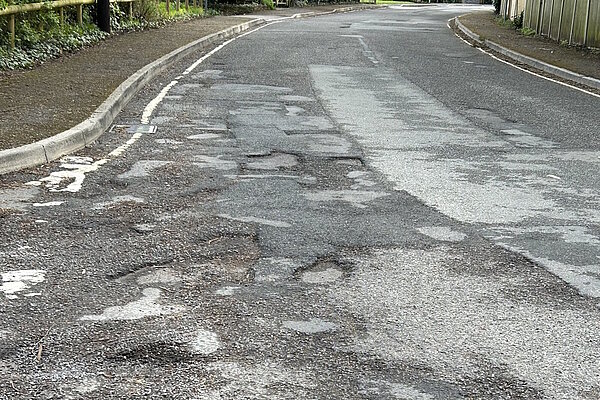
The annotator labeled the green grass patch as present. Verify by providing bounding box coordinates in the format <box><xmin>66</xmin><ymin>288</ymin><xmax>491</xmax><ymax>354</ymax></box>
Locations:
<box><xmin>520</xmin><ymin>27</ymin><xmax>535</xmax><ymax>36</ymax></box>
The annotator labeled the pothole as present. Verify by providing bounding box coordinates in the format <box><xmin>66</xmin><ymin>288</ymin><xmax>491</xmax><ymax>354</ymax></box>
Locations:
<box><xmin>301</xmin><ymin>268</ymin><xmax>344</xmax><ymax>284</ymax></box>
<box><xmin>246</xmin><ymin>153</ymin><xmax>299</xmax><ymax>171</ymax></box>
<box><xmin>303</xmin><ymin>189</ymin><xmax>389</xmax><ymax>209</ymax></box>
<box><xmin>295</xmin><ymin>258</ymin><xmax>346</xmax><ymax>284</ymax></box>
<box><xmin>108</xmin><ymin>258</ymin><xmax>175</xmax><ymax>280</ymax></box>
<box><xmin>108</xmin><ymin>342</ymin><xmax>194</xmax><ymax>364</ymax></box>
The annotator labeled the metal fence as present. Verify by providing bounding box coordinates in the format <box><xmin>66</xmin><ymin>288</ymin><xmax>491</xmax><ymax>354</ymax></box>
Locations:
<box><xmin>524</xmin><ymin>0</ymin><xmax>600</xmax><ymax>47</ymax></box>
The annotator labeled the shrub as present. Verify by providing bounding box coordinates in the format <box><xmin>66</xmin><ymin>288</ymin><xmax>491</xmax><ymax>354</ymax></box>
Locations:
<box><xmin>513</xmin><ymin>10</ymin><xmax>523</xmax><ymax>29</ymax></box>
<box><xmin>261</xmin><ymin>0</ymin><xmax>275</xmax><ymax>9</ymax></box>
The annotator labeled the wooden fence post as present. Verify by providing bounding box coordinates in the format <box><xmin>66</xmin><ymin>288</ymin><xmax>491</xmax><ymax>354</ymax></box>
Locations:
<box><xmin>59</xmin><ymin>7</ymin><xmax>64</xmax><ymax>24</ymax></box>
<box><xmin>129</xmin><ymin>1</ymin><xmax>133</xmax><ymax>19</ymax></box>
<box><xmin>548</xmin><ymin>0</ymin><xmax>554</xmax><ymax>37</ymax></box>
<box><xmin>166</xmin><ymin>0</ymin><xmax>170</xmax><ymax>14</ymax></box>
<box><xmin>569</xmin><ymin>0</ymin><xmax>577</xmax><ymax>44</ymax></box>
<box><xmin>176</xmin><ymin>0</ymin><xmax>180</xmax><ymax>11</ymax></box>
<box><xmin>583</xmin><ymin>0</ymin><xmax>591</xmax><ymax>45</ymax></box>
<box><xmin>9</xmin><ymin>14</ymin><xmax>15</xmax><ymax>50</ymax></box>
<box><xmin>557</xmin><ymin>0</ymin><xmax>564</xmax><ymax>41</ymax></box>
<box><xmin>185</xmin><ymin>0</ymin><xmax>189</xmax><ymax>11</ymax></box>
<box><xmin>527</xmin><ymin>0</ymin><xmax>534</xmax><ymax>27</ymax></box>
<box><xmin>538</xmin><ymin>0</ymin><xmax>545</xmax><ymax>33</ymax></box>
<box><xmin>77</xmin><ymin>4</ymin><xmax>83</xmax><ymax>26</ymax></box>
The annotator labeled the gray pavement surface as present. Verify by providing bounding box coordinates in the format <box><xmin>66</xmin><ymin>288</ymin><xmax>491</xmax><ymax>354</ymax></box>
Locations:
<box><xmin>1</xmin><ymin>4</ymin><xmax>600</xmax><ymax>399</ymax></box>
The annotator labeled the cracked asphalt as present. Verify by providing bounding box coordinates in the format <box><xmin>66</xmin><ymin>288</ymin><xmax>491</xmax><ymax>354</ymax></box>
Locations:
<box><xmin>1</xmin><ymin>4</ymin><xmax>600</xmax><ymax>399</ymax></box>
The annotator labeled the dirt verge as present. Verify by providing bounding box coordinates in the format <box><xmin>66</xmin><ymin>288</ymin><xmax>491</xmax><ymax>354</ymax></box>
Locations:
<box><xmin>458</xmin><ymin>11</ymin><xmax>600</xmax><ymax>81</ymax></box>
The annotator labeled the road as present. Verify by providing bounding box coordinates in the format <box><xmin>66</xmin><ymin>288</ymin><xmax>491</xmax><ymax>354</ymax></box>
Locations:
<box><xmin>1</xmin><ymin>4</ymin><xmax>600</xmax><ymax>399</ymax></box>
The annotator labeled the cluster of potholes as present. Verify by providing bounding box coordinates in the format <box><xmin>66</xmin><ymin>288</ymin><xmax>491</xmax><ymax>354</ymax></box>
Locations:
<box><xmin>0</xmin><ymin>74</ymin><xmax>407</xmax><ymax>396</ymax></box>
<box><xmin>1</xmin><ymin>59</ymin><xmax>571</xmax><ymax>398</ymax></box>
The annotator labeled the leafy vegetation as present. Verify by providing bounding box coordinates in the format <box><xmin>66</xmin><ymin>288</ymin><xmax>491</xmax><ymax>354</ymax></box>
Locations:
<box><xmin>495</xmin><ymin>12</ymin><xmax>526</xmax><ymax>32</ymax></box>
<box><xmin>0</xmin><ymin>0</ymin><xmax>205</xmax><ymax>70</ymax></box>
<box><xmin>0</xmin><ymin>8</ymin><xmax>109</xmax><ymax>70</ymax></box>
<box><xmin>512</xmin><ymin>10</ymin><xmax>523</xmax><ymax>29</ymax></box>
<box><xmin>261</xmin><ymin>0</ymin><xmax>275</xmax><ymax>10</ymax></box>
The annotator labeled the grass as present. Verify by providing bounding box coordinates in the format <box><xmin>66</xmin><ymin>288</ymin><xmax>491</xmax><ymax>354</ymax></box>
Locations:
<box><xmin>521</xmin><ymin>27</ymin><xmax>535</xmax><ymax>36</ymax></box>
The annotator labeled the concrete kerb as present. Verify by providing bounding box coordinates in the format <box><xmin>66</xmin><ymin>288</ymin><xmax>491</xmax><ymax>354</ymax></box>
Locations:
<box><xmin>454</xmin><ymin>16</ymin><xmax>483</xmax><ymax>45</ymax></box>
<box><xmin>454</xmin><ymin>16</ymin><xmax>600</xmax><ymax>91</ymax></box>
<box><xmin>0</xmin><ymin>18</ymin><xmax>265</xmax><ymax>175</ymax></box>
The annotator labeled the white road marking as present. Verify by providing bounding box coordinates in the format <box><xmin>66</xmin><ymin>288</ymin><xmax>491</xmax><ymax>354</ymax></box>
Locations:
<box><xmin>140</xmin><ymin>80</ymin><xmax>180</xmax><ymax>125</ymax></box>
<box><xmin>476</xmin><ymin>47</ymin><xmax>600</xmax><ymax>99</ymax></box>
<box><xmin>80</xmin><ymin>287</ymin><xmax>183</xmax><ymax>321</ymax></box>
<box><xmin>28</xmin><ymin>158</ymin><xmax>109</xmax><ymax>193</ymax></box>
<box><xmin>1</xmin><ymin>270</ymin><xmax>46</xmax><ymax>299</ymax></box>
<box><xmin>187</xmin><ymin>133</ymin><xmax>221</xmax><ymax>140</ymax></box>
<box><xmin>32</xmin><ymin>201</ymin><xmax>64</xmax><ymax>207</ymax></box>
<box><xmin>448</xmin><ymin>18</ymin><xmax>600</xmax><ymax>99</ymax></box>
<box><xmin>216</xmin><ymin>286</ymin><xmax>242</xmax><ymax>296</ymax></box>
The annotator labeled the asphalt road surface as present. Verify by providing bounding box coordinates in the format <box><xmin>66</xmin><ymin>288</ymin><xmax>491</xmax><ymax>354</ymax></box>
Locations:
<box><xmin>1</xmin><ymin>4</ymin><xmax>600</xmax><ymax>399</ymax></box>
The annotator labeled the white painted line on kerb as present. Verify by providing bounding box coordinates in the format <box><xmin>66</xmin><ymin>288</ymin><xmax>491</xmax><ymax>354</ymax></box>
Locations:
<box><xmin>475</xmin><ymin>47</ymin><xmax>600</xmax><ymax>99</ymax></box>
<box><xmin>448</xmin><ymin>18</ymin><xmax>600</xmax><ymax>99</ymax></box>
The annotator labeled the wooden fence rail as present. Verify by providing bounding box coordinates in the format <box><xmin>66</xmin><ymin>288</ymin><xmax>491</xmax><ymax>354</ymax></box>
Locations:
<box><xmin>1</xmin><ymin>0</ymin><xmax>135</xmax><ymax>49</ymax></box>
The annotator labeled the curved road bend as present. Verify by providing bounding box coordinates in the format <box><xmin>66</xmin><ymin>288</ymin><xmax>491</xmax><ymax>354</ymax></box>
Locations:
<box><xmin>1</xmin><ymin>4</ymin><xmax>599</xmax><ymax>399</ymax></box>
